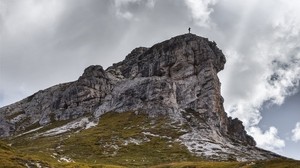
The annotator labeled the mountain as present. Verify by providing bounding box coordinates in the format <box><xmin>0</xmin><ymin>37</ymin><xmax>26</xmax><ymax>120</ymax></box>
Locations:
<box><xmin>0</xmin><ymin>34</ymin><xmax>285</xmax><ymax>167</ymax></box>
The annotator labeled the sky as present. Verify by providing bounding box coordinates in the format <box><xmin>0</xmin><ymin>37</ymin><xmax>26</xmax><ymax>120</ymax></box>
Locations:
<box><xmin>0</xmin><ymin>0</ymin><xmax>299</xmax><ymax>160</ymax></box>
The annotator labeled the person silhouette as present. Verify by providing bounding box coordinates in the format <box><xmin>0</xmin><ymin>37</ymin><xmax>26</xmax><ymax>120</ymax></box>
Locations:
<box><xmin>188</xmin><ymin>27</ymin><xmax>191</xmax><ymax>33</ymax></box>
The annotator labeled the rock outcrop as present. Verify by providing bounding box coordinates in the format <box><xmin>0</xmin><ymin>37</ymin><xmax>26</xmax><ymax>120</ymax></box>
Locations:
<box><xmin>0</xmin><ymin>34</ymin><xmax>280</xmax><ymax>161</ymax></box>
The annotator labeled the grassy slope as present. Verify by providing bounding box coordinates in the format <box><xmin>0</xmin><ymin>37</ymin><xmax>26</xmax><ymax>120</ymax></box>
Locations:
<box><xmin>62</xmin><ymin>112</ymin><xmax>201</xmax><ymax>167</ymax></box>
<box><xmin>5</xmin><ymin>111</ymin><xmax>196</xmax><ymax>167</ymax></box>
<box><xmin>0</xmin><ymin>140</ymin><xmax>124</xmax><ymax>168</ymax></box>
<box><xmin>0</xmin><ymin>140</ymin><xmax>52</xmax><ymax>167</ymax></box>
<box><xmin>2</xmin><ymin>111</ymin><xmax>300</xmax><ymax>167</ymax></box>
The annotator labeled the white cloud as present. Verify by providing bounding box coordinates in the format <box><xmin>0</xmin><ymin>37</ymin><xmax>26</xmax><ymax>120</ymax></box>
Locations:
<box><xmin>249</xmin><ymin>126</ymin><xmax>285</xmax><ymax>151</ymax></box>
<box><xmin>215</xmin><ymin>0</ymin><xmax>300</xmax><ymax>156</ymax></box>
<box><xmin>184</xmin><ymin>0</ymin><xmax>217</xmax><ymax>27</ymax></box>
<box><xmin>114</xmin><ymin>0</ymin><xmax>139</xmax><ymax>19</ymax></box>
<box><xmin>292</xmin><ymin>122</ymin><xmax>300</xmax><ymax>142</ymax></box>
<box><xmin>114</xmin><ymin>0</ymin><xmax>155</xmax><ymax>20</ymax></box>
<box><xmin>219</xmin><ymin>0</ymin><xmax>300</xmax><ymax>128</ymax></box>
<box><xmin>1</xmin><ymin>0</ymin><xmax>64</xmax><ymax>37</ymax></box>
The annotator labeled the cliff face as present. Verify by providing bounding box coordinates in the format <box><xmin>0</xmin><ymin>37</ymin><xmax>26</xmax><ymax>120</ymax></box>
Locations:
<box><xmin>97</xmin><ymin>34</ymin><xmax>252</xmax><ymax>145</ymax></box>
<box><xmin>0</xmin><ymin>34</ymin><xmax>280</xmax><ymax>161</ymax></box>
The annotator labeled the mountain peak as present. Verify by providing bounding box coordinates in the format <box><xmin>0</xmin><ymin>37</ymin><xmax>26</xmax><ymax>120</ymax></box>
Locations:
<box><xmin>0</xmin><ymin>34</ymin><xmax>281</xmax><ymax>162</ymax></box>
<box><xmin>106</xmin><ymin>33</ymin><xmax>225</xmax><ymax>82</ymax></box>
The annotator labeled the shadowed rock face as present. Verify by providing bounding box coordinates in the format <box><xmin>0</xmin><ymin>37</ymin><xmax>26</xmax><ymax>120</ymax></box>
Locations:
<box><xmin>1</xmin><ymin>34</ymin><xmax>279</xmax><ymax>161</ymax></box>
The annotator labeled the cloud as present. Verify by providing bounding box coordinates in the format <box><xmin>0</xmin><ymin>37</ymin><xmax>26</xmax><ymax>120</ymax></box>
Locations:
<box><xmin>0</xmin><ymin>0</ymin><xmax>66</xmax><ymax>106</ymax></box>
<box><xmin>211</xmin><ymin>0</ymin><xmax>300</xmax><ymax>154</ymax></box>
<box><xmin>292</xmin><ymin>122</ymin><xmax>300</xmax><ymax>142</ymax></box>
<box><xmin>184</xmin><ymin>0</ymin><xmax>217</xmax><ymax>27</ymax></box>
<box><xmin>249</xmin><ymin>126</ymin><xmax>285</xmax><ymax>151</ymax></box>
<box><xmin>217</xmin><ymin>0</ymin><xmax>300</xmax><ymax>128</ymax></box>
<box><xmin>114</xmin><ymin>0</ymin><xmax>136</xmax><ymax>19</ymax></box>
<box><xmin>114</xmin><ymin>0</ymin><xmax>155</xmax><ymax>20</ymax></box>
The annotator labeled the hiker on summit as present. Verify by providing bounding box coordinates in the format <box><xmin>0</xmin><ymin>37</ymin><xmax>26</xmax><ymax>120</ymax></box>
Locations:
<box><xmin>188</xmin><ymin>27</ymin><xmax>191</xmax><ymax>33</ymax></box>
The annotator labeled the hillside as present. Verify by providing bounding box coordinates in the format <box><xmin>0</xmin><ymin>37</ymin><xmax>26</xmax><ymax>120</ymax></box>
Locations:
<box><xmin>1</xmin><ymin>112</ymin><xmax>299</xmax><ymax>167</ymax></box>
<box><xmin>1</xmin><ymin>117</ymin><xmax>299</xmax><ymax>168</ymax></box>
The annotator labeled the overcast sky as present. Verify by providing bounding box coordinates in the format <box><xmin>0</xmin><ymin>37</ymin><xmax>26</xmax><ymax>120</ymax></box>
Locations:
<box><xmin>0</xmin><ymin>0</ymin><xmax>299</xmax><ymax>160</ymax></box>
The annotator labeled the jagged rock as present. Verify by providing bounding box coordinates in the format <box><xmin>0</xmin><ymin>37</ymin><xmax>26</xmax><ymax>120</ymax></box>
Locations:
<box><xmin>0</xmin><ymin>65</ymin><xmax>112</xmax><ymax>132</ymax></box>
<box><xmin>228</xmin><ymin>117</ymin><xmax>256</xmax><ymax>146</ymax></box>
<box><xmin>0</xmin><ymin>34</ymin><xmax>279</xmax><ymax>161</ymax></box>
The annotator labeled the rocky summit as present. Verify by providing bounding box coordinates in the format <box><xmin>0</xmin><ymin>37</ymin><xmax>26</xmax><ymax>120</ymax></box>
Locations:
<box><xmin>0</xmin><ymin>34</ymin><xmax>281</xmax><ymax>165</ymax></box>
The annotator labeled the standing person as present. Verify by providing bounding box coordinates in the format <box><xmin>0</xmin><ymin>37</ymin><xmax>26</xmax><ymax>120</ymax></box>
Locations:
<box><xmin>188</xmin><ymin>27</ymin><xmax>191</xmax><ymax>33</ymax></box>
